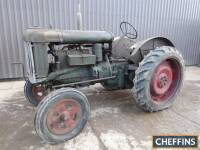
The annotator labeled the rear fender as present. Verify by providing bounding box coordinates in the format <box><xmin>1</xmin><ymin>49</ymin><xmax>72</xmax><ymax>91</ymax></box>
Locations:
<box><xmin>128</xmin><ymin>36</ymin><xmax>174</xmax><ymax>64</ymax></box>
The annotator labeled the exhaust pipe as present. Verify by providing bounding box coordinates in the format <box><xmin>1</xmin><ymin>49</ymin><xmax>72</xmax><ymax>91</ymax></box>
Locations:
<box><xmin>77</xmin><ymin>0</ymin><xmax>83</xmax><ymax>30</ymax></box>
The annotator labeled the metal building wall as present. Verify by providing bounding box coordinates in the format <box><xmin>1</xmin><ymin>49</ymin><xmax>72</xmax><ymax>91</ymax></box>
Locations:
<box><xmin>0</xmin><ymin>0</ymin><xmax>200</xmax><ymax>79</ymax></box>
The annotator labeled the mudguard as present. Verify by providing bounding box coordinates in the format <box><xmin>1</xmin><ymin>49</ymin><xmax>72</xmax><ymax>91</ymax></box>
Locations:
<box><xmin>128</xmin><ymin>36</ymin><xmax>174</xmax><ymax>64</ymax></box>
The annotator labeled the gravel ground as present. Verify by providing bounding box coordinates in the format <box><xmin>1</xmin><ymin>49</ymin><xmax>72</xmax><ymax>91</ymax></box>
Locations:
<box><xmin>0</xmin><ymin>66</ymin><xmax>200</xmax><ymax>150</ymax></box>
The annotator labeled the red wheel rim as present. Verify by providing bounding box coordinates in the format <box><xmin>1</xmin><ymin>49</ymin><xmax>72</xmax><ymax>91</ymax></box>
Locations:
<box><xmin>150</xmin><ymin>59</ymin><xmax>181</xmax><ymax>102</ymax></box>
<box><xmin>32</xmin><ymin>85</ymin><xmax>46</xmax><ymax>101</ymax></box>
<box><xmin>46</xmin><ymin>99</ymin><xmax>82</xmax><ymax>135</ymax></box>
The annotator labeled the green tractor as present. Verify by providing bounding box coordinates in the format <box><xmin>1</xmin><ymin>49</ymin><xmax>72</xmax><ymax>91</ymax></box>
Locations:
<box><xmin>23</xmin><ymin>22</ymin><xmax>184</xmax><ymax>144</ymax></box>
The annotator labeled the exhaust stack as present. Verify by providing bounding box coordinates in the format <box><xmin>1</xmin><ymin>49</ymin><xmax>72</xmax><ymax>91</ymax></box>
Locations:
<box><xmin>77</xmin><ymin>0</ymin><xmax>83</xmax><ymax>30</ymax></box>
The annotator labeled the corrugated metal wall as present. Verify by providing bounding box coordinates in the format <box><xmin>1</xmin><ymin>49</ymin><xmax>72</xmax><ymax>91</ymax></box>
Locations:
<box><xmin>0</xmin><ymin>0</ymin><xmax>200</xmax><ymax>79</ymax></box>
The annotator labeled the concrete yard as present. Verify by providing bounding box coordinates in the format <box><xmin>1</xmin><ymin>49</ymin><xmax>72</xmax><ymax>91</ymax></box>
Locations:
<box><xmin>0</xmin><ymin>66</ymin><xmax>200</xmax><ymax>150</ymax></box>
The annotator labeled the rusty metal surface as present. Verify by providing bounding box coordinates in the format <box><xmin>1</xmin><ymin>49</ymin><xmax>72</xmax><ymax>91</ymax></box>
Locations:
<box><xmin>1</xmin><ymin>0</ymin><xmax>200</xmax><ymax>79</ymax></box>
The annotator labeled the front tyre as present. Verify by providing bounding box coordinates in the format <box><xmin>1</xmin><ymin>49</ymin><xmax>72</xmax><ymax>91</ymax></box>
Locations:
<box><xmin>34</xmin><ymin>88</ymin><xmax>90</xmax><ymax>144</ymax></box>
<box><xmin>133</xmin><ymin>46</ymin><xmax>185</xmax><ymax>112</ymax></box>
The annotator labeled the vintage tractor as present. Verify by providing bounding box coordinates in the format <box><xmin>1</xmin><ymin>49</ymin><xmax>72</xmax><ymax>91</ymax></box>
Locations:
<box><xmin>23</xmin><ymin>22</ymin><xmax>184</xmax><ymax>144</ymax></box>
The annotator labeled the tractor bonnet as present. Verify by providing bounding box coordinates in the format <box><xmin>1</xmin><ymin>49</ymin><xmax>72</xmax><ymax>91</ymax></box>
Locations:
<box><xmin>24</xmin><ymin>27</ymin><xmax>114</xmax><ymax>44</ymax></box>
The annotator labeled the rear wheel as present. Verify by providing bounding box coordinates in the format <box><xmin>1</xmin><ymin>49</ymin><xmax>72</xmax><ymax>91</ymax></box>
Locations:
<box><xmin>24</xmin><ymin>80</ymin><xmax>47</xmax><ymax>106</ymax></box>
<box><xmin>34</xmin><ymin>88</ymin><xmax>90</xmax><ymax>144</ymax></box>
<box><xmin>133</xmin><ymin>46</ymin><xmax>184</xmax><ymax>112</ymax></box>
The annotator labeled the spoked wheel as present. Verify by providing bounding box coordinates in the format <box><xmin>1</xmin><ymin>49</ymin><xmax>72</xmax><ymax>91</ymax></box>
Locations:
<box><xmin>24</xmin><ymin>80</ymin><xmax>47</xmax><ymax>106</ymax></box>
<box><xmin>35</xmin><ymin>88</ymin><xmax>90</xmax><ymax>144</ymax></box>
<box><xmin>133</xmin><ymin>46</ymin><xmax>184</xmax><ymax>112</ymax></box>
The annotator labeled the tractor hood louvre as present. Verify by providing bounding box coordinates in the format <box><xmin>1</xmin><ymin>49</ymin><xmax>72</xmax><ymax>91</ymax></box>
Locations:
<box><xmin>24</xmin><ymin>28</ymin><xmax>114</xmax><ymax>43</ymax></box>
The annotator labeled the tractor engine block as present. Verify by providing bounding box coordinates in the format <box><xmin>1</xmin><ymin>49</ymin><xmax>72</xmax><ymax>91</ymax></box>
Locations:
<box><xmin>24</xmin><ymin>28</ymin><xmax>131</xmax><ymax>89</ymax></box>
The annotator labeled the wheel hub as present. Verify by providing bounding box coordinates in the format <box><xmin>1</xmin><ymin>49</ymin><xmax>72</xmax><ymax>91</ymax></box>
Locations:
<box><xmin>47</xmin><ymin>99</ymin><xmax>82</xmax><ymax>135</ymax></box>
<box><xmin>32</xmin><ymin>85</ymin><xmax>46</xmax><ymax>101</ymax></box>
<box><xmin>158</xmin><ymin>73</ymin><xmax>169</xmax><ymax>88</ymax></box>
<box><xmin>150</xmin><ymin>59</ymin><xmax>182</xmax><ymax>102</ymax></box>
<box><xmin>151</xmin><ymin>61</ymin><xmax>173</xmax><ymax>96</ymax></box>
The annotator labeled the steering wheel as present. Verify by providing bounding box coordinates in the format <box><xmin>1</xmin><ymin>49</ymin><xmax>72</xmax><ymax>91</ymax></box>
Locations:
<box><xmin>120</xmin><ymin>21</ymin><xmax>138</xmax><ymax>39</ymax></box>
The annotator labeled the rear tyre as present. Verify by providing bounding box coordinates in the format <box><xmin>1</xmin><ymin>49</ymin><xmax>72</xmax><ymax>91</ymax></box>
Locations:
<box><xmin>24</xmin><ymin>80</ymin><xmax>47</xmax><ymax>106</ymax></box>
<box><xmin>133</xmin><ymin>46</ymin><xmax>184</xmax><ymax>112</ymax></box>
<box><xmin>34</xmin><ymin>88</ymin><xmax>90</xmax><ymax>144</ymax></box>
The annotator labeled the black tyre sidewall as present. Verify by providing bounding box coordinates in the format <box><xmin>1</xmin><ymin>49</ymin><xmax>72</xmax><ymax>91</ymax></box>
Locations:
<box><xmin>24</xmin><ymin>80</ymin><xmax>39</xmax><ymax>106</ymax></box>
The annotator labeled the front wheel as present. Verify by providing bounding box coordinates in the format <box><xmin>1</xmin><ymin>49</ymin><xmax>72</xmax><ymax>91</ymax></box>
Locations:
<box><xmin>24</xmin><ymin>80</ymin><xmax>47</xmax><ymax>106</ymax></box>
<box><xmin>133</xmin><ymin>46</ymin><xmax>185</xmax><ymax>112</ymax></box>
<box><xmin>34</xmin><ymin>88</ymin><xmax>90</xmax><ymax>144</ymax></box>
